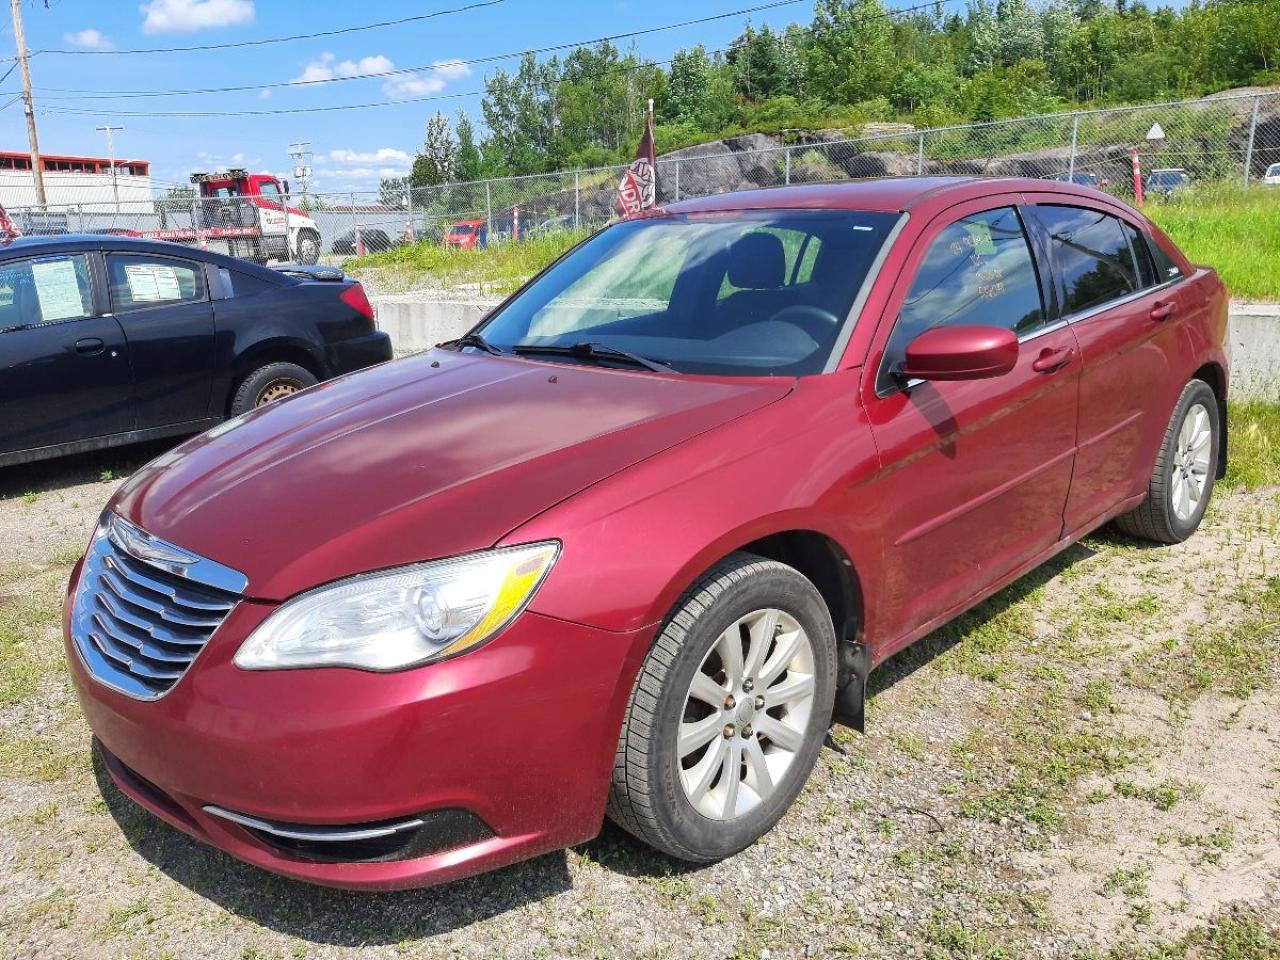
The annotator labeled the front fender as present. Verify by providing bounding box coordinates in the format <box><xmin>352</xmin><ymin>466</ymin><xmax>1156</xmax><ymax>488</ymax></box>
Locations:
<box><xmin>504</xmin><ymin>371</ymin><xmax>882</xmax><ymax>637</ymax></box>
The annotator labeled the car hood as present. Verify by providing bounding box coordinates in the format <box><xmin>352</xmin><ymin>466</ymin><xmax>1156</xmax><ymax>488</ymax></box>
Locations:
<box><xmin>110</xmin><ymin>350</ymin><xmax>791</xmax><ymax>600</ymax></box>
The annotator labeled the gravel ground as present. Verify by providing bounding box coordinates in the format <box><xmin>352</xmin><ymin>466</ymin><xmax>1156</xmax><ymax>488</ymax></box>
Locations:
<box><xmin>1</xmin><ymin>443</ymin><xmax>1277</xmax><ymax>960</ymax></box>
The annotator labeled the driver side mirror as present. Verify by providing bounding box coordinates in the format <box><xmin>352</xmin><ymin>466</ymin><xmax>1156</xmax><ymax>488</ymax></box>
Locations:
<box><xmin>899</xmin><ymin>324</ymin><xmax>1018</xmax><ymax>382</ymax></box>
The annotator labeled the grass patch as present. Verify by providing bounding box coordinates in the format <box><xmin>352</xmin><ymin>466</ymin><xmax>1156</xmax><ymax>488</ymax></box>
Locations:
<box><xmin>350</xmin><ymin>229</ymin><xmax>588</xmax><ymax>297</ymax></box>
<box><xmin>1125</xmin><ymin>184</ymin><xmax>1280</xmax><ymax>301</ymax></box>
<box><xmin>1224</xmin><ymin>401</ymin><xmax>1280</xmax><ymax>491</ymax></box>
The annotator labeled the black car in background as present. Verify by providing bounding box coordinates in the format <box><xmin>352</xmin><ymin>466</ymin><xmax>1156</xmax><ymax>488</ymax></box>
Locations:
<box><xmin>0</xmin><ymin>235</ymin><xmax>391</xmax><ymax>467</ymax></box>
<box><xmin>330</xmin><ymin>227</ymin><xmax>395</xmax><ymax>255</ymax></box>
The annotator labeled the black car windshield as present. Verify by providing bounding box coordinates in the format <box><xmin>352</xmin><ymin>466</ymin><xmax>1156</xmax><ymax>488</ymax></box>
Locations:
<box><xmin>475</xmin><ymin>209</ymin><xmax>899</xmax><ymax>376</ymax></box>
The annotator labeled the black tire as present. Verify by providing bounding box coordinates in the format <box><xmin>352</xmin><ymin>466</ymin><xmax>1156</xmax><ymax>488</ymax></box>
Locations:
<box><xmin>295</xmin><ymin>231</ymin><xmax>321</xmax><ymax>265</ymax></box>
<box><xmin>607</xmin><ymin>552</ymin><xmax>837</xmax><ymax>863</ymax></box>
<box><xmin>229</xmin><ymin>362</ymin><xmax>318</xmax><ymax>416</ymax></box>
<box><xmin>1114</xmin><ymin>378</ymin><xmax>1219</xmax><ymax>544</ymax></box>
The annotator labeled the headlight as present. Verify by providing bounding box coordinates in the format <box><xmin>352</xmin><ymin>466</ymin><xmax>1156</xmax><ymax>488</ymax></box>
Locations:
<box><xmin>233</xmin><ymin>542</ymin><xmax>559</xmax><ymax>671</ymax></box>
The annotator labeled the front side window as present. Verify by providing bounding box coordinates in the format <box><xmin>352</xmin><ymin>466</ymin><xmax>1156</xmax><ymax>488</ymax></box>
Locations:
<box><xmin>879</xmin><ymin>207</ymin><xmax>1045</xmax><ymax>391</ymax></box>
<box><xmin>107</xmin><ymin>255</ymin><xmax>206</xmax><ymax>312</ymax></box>
<box><xmin>1037</xmin><ymin>205</ymin><xmax>1138</xmax><ymax>314</ymax></box>
<box><xmin>258</xmin><ymin>182</ymin><xmax>281</xmax><ymax>199</ymax></box>
<box><xmin>0</xmin><ymin>254</ymin><xmax>94</xmax><ymax>330</ymax></box>
<box><xmin>477</xmin><ymin>210</ymin><xmax>899</xmax><ymax>376</ymax></box>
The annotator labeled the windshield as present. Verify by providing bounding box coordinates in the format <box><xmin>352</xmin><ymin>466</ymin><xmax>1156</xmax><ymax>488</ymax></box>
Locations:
<box><xmin>449</xmin><ymin>224</ymin><xmax>477</xmax><ymax>236</ymax></box>
<box><xmin>1148</xmin><ymin>171</ymin><xmax>1186</xmax><ymax>187</ymax></box>
<box><xmin>476</xmin><ymin>210</ymin><xmax>898</xmax><ymax>376</ymax></box>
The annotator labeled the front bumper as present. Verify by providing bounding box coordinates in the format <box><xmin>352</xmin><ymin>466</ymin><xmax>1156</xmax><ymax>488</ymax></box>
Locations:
<box><xmin>66</xmin><ymin>592</ymin><xmax>645</xmax><ymax>890</ymax></box>
<box><xmin>326</xmin><ymin>330</ymin><xmax>393</xmax><ymax>375</ymax></box>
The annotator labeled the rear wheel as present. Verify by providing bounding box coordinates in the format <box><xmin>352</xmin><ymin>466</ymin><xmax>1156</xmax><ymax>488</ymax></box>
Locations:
<box><xmin>1114</xmin><ymin>379</ymin><xmax>1219</xmax><ymax>543</ymax></box>
<box><xmin>607</xmin><ymin>553</ymin><xmax>837</xmax><ymax>863</ymax></box>
<box><xmin>229</xmin><ymin>362</ymin><xmax>318</xmax><ymax>416</ymax></box>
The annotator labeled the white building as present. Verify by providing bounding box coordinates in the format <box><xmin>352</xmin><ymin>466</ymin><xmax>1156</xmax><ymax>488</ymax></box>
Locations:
<box><xmin>0</xmin><ymin>149</ymin><xmax>153</xmax><ymax>211</ymax></box>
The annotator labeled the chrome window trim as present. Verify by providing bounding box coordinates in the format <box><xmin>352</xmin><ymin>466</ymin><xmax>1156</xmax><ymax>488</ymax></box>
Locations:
<box><xmin>823</xmin><ymin>212</ymin><xmax>910</xmax><ymax>374</ymax></box>
<box><xmin>1059</xmin><ymin>275</ymin><xmax>1184</xmax><ymax>326</ymax></box>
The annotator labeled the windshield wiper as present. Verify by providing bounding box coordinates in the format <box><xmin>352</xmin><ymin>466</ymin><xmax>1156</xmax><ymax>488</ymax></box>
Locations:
<box><xmin>438</xmin><ymin>332</ymin><xmax>503</xmax><ymax>355</ymax></box>
<box><xmin>511</xmin><ymin>341</ymin><xmax>671</xmax><ymax>373</ymax></box>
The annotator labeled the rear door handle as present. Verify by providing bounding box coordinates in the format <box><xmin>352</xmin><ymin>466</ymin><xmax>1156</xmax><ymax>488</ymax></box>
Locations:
<box><xmin>73</xmin><ymin>337</ymin><xmax>105</xmax><ymax>355</ymax></box>
<box><xmin>1150</xmin><ymin>301</ymin><xmax>1176</xmax><ymax>321</ymax></box>
<box><xmin>1031</xmin><ymin>345</ymin><xmax>1074</xmax><ymax>373</ymax></box>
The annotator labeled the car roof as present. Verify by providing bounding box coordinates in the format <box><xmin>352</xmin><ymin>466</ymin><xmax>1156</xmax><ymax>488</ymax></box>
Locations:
<box><xmin>665</xmin><ymin>176</ymin><xmax>1115</xmax><ymax>215</ymax></box>
<box><xmin>0</xmin><ymin>234</ymin><xmax>288</xmax><ymax>281</ymax></box>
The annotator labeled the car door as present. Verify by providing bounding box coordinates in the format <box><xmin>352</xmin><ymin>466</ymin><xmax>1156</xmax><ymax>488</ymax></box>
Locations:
<box><xmin>105</xmin><ymin>252</ymin><xmax>217</xmax><ymax>429</ymax></box>
<box><xmin>859</xmin><ymin>201</ymin><xmax>1081</xmax><ymax>648</ymax></box>
<box><xmin>0</xmin><ymin>251</ymin><xmax>133</xmax><ymax>457</ymax></box>
<box><xmin>1022</xmin><ymin>201</ymin><xmax>1189</xmax><ymax>534</ymax></box>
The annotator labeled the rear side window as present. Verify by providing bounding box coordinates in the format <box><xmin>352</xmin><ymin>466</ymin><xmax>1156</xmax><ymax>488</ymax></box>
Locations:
<box><xmin>1037</xmin><ymin>206</ymin><xmax>1138</xmax><ymax>314</ymax></box>
<box><xmin>107</xmin><ymin>255</ymin><xmax>207</xmax><ymax>312</ymax></box>
<box><xmin>0</xmin><ymin>254</ymin><xmax>94</xmax><ymax>329</ymax></box>
<box><xmin>880</xmin><ymin>206</ymin><xmax>1045</xmax><ymax>391</ymax></box>
<box><xmin>1145</xmin><ymin>236</ymin><xmax>1183</xmax><ymax>284</ymax></box>
<box><xmin>225</xmin><ymin>268</ymin><xmax>278</xmax><ymax>298</ymax></box>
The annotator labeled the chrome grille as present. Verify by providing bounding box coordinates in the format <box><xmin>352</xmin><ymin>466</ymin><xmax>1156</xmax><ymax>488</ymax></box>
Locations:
<box><xmin>71</xmin><ymin>515</ymin><xmax>246</xmax><ymax>700</ymax></box>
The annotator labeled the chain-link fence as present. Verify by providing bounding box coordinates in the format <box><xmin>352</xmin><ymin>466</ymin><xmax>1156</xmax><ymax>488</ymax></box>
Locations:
<box><xmin>3</xmin><ymin>89</ymin><xmax>1278</xmax><ymax>266</ymax></box>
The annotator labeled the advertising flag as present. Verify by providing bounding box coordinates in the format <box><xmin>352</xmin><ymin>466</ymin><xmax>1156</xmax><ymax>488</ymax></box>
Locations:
<box><xmin>617</xmin><ymin>101</ymin><xmax>657</xmax><ymax>217</ymax></box>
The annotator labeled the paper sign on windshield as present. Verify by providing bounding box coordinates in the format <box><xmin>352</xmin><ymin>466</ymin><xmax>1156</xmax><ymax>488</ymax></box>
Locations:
<box><xmin>124</xmin><ymin>263</ymin><xmax>183</xmax><ymax>303</ymax></box>
<box><xmin>31</xmin><ymin>259</ymin><xmax>88</xmax><ymax>322</ymax></box>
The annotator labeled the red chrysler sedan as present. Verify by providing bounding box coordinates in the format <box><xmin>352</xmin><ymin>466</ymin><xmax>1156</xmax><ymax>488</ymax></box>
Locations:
<box><xmin>65</xmin><ymin>177</ymin><xmax>1229</xmax><ymax>890</ymax></box>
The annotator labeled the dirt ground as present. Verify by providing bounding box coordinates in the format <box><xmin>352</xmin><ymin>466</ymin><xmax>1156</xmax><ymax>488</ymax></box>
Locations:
<box><xmin>0</xmin><ymin>441</ymin><xmax>1277</xmax><ymax>960</ymax></box>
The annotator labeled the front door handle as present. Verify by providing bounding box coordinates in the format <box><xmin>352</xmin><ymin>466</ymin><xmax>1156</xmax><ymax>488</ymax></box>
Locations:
<box><xmin>1150</xmin><ymin>301</ymin><xmax>1176</xmax><ymax>321</ymax></box>
<box><xmin>73</xmin><ymin>337</ymin><xmax>105</xmax><ymax>355</ymax></box>
<box><xmin>1031</xmin><ymin>345</ymin><xmax>1074</xmax><ymax>373</ymax></box>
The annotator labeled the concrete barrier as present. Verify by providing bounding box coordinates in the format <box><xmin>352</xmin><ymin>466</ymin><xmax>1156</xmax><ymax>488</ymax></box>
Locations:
<box><xmin>1229</xmin><ymin>304</ymin><xmax>1280</xmax><ymax>400</ymax></box>
<box><xmin>371</xmin><ymin>294</ymin><xmax>1280</xmax><ymax>399</ymax></box>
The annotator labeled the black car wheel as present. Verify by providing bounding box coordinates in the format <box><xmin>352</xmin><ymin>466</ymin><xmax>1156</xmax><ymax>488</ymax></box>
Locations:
<box><xmin>230</xmin><ymin>362</ymin><xmax>318</xmax><ymax>416</ymax></box>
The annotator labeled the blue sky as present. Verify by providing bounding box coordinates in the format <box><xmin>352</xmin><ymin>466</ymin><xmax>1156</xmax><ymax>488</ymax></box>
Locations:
<box><xmin>2</xmin><ymin>0</ymin><xmax>814</xmax><ymax>194</ymax></box>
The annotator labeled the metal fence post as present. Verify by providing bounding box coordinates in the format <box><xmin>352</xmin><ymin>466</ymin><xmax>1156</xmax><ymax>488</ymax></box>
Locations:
<box><xmin>916</xmin><ymin>134</ymin><xmax>924</xmax><ymax>176</ymax></box>
<box><xmin>674</xmin><ymin>159</ymin><xmax>681</xmax><ymax>201</ymax></box>
<box><xmin>574</xmin><ymin>171</ymin><xmax>580</xmax><ymax>228</ymax></box>
<box><xmin>485</xmin><ymin>180</ymin><xmax>492</xmax><ymax>236</ymax></box>
<box><xmin>784</xmin><ymin>147</ymin><xmax>792</xmax><ymax>185</ymax></box>
<box><xmin>1243</xmin><ymin>96</ymin><xmax>1261</xmax><ymax>186</ymax></box>
<box><xmin>282</xmin><ymin>192</ymin><xmax>290</xmax><ymax>261</ymax></box>
<box><xmin>1068</xmin><ymin>115</ymin><xmax>1080</xmax><ymax>178</ymax></box>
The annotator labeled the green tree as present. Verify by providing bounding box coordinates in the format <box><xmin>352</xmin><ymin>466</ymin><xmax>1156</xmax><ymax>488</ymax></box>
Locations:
<box><xmin>410</xmin><ymin>111</ymin><xmax>456</xmax><ymax>186</ymax></box>
<box><xmin>664</xmin><ymin>45</ymin><xmax>711</xmax><ymax>122</ymax></box>
<box><xmin>806</xmin><ymin>0</ymin><xmax>897</xmax><ymax>104</ymax></box>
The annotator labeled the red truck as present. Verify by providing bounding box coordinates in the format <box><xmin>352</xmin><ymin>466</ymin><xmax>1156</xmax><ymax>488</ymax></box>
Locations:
<box><xmin>148</xmin><ymin>169</ymin><xmax>323</xmax><ymax>265</ymax></box>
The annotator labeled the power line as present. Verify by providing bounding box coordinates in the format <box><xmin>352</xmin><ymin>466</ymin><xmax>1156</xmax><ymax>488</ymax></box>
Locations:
<box><xmin>35</xmin><ymin>0</ymin><xmax>509</xmax><ymax>56</ymax></box>
<box><xmin>32</xmin><ymin>0</ymin><xmax>959</xmax><ymax>118</ymax></box>
<box><xmin>31</xmin><ymin>0</ymin><xmax>818</xmax><ymax>101</ymax></box>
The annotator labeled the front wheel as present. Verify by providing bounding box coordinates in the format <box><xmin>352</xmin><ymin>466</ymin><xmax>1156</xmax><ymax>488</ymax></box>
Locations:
<box><xmin>1114</xmin><ymin>378</ymin><xmax>1220</xmax><ymax>543</ymax></box>
<box><xmin>607</xmin><ymin>553</ymin><xmax>837</xmax><ymax>863</ymax></box>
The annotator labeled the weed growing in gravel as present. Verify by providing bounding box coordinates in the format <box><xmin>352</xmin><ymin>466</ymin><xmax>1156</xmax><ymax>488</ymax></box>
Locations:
<box><xmin>1103</xmin><ymin>863</ymin><xmax>1152</xmax><ymax>898</ymax></box>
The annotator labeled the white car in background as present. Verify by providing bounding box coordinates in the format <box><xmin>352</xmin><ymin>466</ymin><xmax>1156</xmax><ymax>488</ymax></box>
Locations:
<box><xmin>1263</xmin><ymin>162</ymin><xmax>1280</xmax><ymax>185</ymax></box>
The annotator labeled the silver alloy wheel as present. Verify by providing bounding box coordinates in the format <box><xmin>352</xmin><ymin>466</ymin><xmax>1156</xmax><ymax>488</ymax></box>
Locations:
<box><xmin>1171</xmin><ymin>401</ymin><xmax>1213</xmax><ymax>521</ymax></box>
<box><xmin>678</xmin><ymin>608</ymin><xmax>816</xmax><ymax>821</ymax></box>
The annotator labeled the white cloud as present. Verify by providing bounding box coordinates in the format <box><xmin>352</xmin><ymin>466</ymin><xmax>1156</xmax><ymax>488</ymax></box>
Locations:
<box><xmin>328</xmin><ymin>147</ymin><xmax>412</xmax><ymax>166</ymax></box>
<box><xmin>140</xmin><ymin>0</ymin><xmax>254</xmax><ymax>35</ymax></box>
<box><xmin>382</xmin><ymin>59</ymin><xmax>472</xmax><ymax>100</ymax></box>
<box><xmin>291</xmin><ymin>52</ymin><xmax>393</xmax><ymax>84</ymax></box>
<box><xmin>63</xmin><ymin>29</ymin><xmax>113</xmax><ymax>50</ymax></box>
<box><xmin>291</xmin><ymin>52</ymin><xmax>471</xmax><ymax>100</ymax></box>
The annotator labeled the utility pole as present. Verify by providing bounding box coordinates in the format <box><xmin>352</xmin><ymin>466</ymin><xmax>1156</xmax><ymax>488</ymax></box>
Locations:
<box><xmin>288</xmin><ymin>140</ymin><xmax>313</xmax><ymax>209</ymax></box>
<box><xmin>96</xmin><ymin>125</ymin><xmax>124</xmax><ymax>213</ymax></box>
<box><xmin>10</xmin><ymin>0</ymin><xmax>46</xmax><ymax>207</ymax></box>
